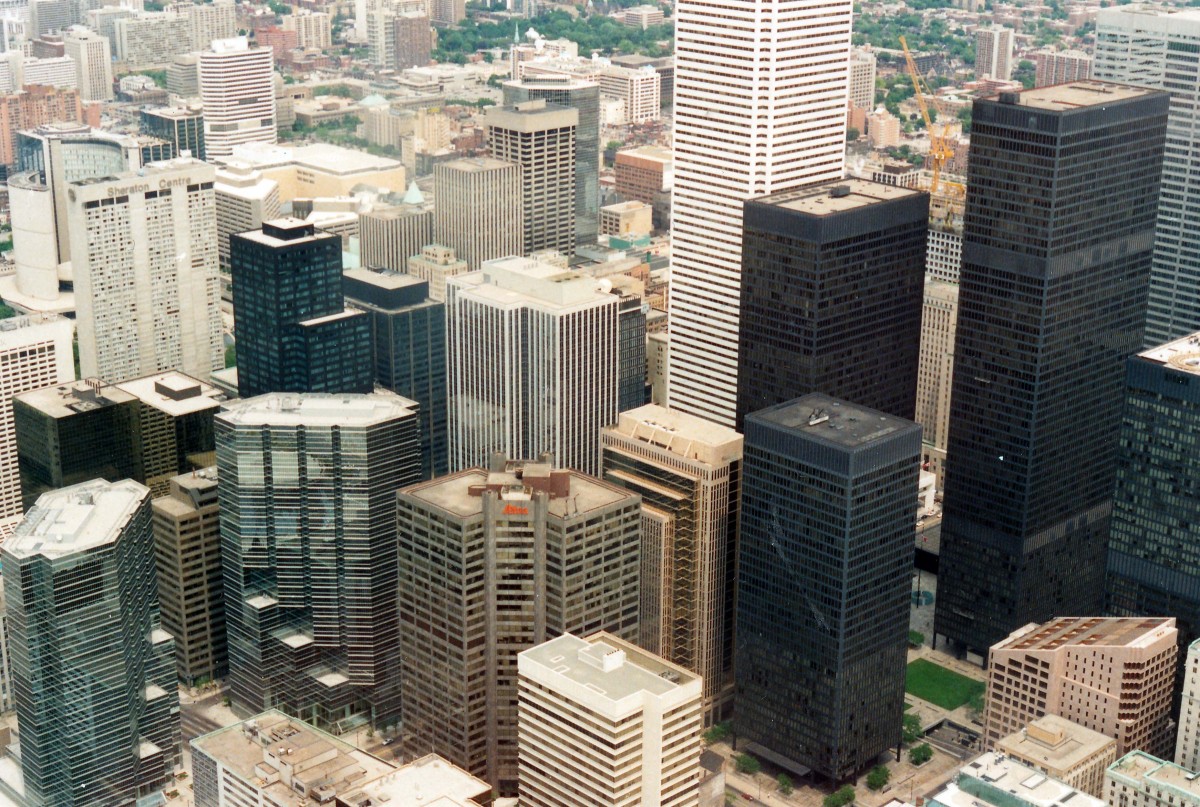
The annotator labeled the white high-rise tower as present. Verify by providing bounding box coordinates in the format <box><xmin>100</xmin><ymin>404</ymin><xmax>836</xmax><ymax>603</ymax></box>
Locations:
<box><xmin>666</xmin><ymin>0</ymin><xmax>851</xmax><ymax>425</ymax></box>
<box><xmin>199</xmin><ymin>37</ymin><xmax>276</xmax><ymax>159</ymax></box>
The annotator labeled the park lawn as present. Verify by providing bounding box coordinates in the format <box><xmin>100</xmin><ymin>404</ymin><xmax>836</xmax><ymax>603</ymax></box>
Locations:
<box><xmin>905</xmin><ymin>658</ymin><xmax>984</xmax><ymax>710</ymax></box>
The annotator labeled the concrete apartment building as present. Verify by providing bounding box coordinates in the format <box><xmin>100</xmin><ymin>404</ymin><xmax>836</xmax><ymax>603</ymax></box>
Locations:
<box><xmin>623</xmin><ymin>4</ymin><xmax>664</xmax><ymax>28</ymax></box>
<box><xmin>191</xmin><ymin>711</ymin><xmax>506</xmax><ymax>807</ymax></box>
<box><xmin>282</xmin><ymin>10</ymin><xmax>332</xmax><ymax>50</ymax></box>
<box><xmin>408</xmin><ymin>243</ymin><xmax>469</xmax><ymax>303</ymax></box>
<box><xmin>849</xmin><ymin>48</ymin><xmax>877</xmax><ymax>109</ymax></box>
<box><xmin>152</xmin><ymin>467</ymin><xmax>225</xmax><ymax>688</ymax></box>
<box><xmin>114</xmin><ymin>13</ymin><xmax>192</xmax><ymax>67</ymax></box>
<box><xmin>983</xmin><ymin>618</ymin><xmax>1179</xmax><ymax>757</ymax></box>
<box><xmin>63</xmin><ymin>28</ymin><xmax>112</xmax><ymax>101</ymax></box>
<box><xmin>995</xmin><ymin>715</ymin><xmax>1117</xmax><ymax>797</ymax></box>
<box><xmin>396</xmin><ymin>456</ymin><xmax>642</xmax><ymax>795</ymax></box>
<box><xmin>931</xmin><ymin>752</ymin><xmax>1104</xmax><ymax>807</ymax></box>
<box><xmin>599</xmin><ymin>65</ymin><xmax>660</xmax><ymax>123</ymax></box>
<box><xmin>1108</xmin><ymin>751</ymin><xmax>1200</xmax><ymax>807</ymax></box>
<box><xmin>214</xmin><ymin>163</ymin><xmax>281</xmax><ymax>276</ymax></box>
<box><xmin>1177</xmin><ymin>639</ymin><xmax>1200</xmax><ymax>771</ymax></box>
<box><xmin>917</xmin><ymin>279</ymin><xmax>958</xmax><ymax>487</ymax></box>
<box><xmin>601</xmin><ymin>405</ymin><xmax>742</xmax><ymax>725</ymax></box>
<box><xmin>518</xmin><ymin>633</ymin><xmax>703</xmax><ymax>807</ymax></box>
<box><xmin>1034</xmin><ymin>49</ymin><xmax>1091</xmax><ymax>87</ymax></box>
<box><xmin>433</xmin><ymin>157</ymin><xmax>522</xmax><ymax>271</ymax></box>
<box><xmin>184</xmin><ymin>0</ymin><xmax>236</xmax><ymax>50</ymax></box>
<box><xmin>0</xmin><ymin>85</ymin><xmax>83</xmax><ymax>167</ymax></box>
<box><xmin>976</xmin><ymin>25</ymin><xmax>1014</xmax><ymax>80</ymax></box>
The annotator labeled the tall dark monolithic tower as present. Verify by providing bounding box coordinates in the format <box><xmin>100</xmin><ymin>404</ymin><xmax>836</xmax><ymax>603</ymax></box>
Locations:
<box><xmin>934</xmin><ymin>82</ymin><xmax>1169</xmax><ymax>656</ymax></box>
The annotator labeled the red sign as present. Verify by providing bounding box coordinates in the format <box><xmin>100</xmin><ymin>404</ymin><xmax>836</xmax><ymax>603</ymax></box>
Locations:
<box><xmin>503</xmin><ymin>504</ymin><xmax>528</xmax><ymax>515</ymax></box>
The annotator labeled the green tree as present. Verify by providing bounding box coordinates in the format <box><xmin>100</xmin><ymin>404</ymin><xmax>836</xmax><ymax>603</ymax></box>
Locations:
<box><xmin>735</xmin><ymin>754</ymin><xmax>762</xmax><ymax>775</ymax></box>
<box><xmin>909</xmin><ymin>743</ymin><xmax>934</xmax><ymax>766</ymax></box>
<box><xmin>968</xmin><ymin>690</ymin><xmax>986</xmax><ymax>721</ymax></box>
<box><xmin>224</xmin><ymin>345</ymin><xmax>236</xmax><ymax>368</ymax></box>
<box><xmin>702</xmin><ymin>722</ymin><xmax>732</xmax><ymax>745</ymax></box>
<box><xmin>908</xmin><ymin>630</ymin><xmax>925</xmax><ymax>647</ymax></box>
<box><xmin>866</xmin><ymin>765</ymin><xmax>890</xmax><ymax>792</ymax></box>
<box><xmin>824</xmin><ymin>785</ymin><xmax>856</xmax><ymax>807</ymax></box>
<box><xmin>778</xmin><ymin>774</ymin><xmax>794</xmax><ymax>796</ymax></box>
<box><xmin>902</xmin><ymin>713</ymin><xmax>922</xmax><ymax>745</ymax></box>
<box><xmin>0</xmin><ymin>300</ymin><xmax>16</xmax><ymax>319</ymax></box>
<box><xmin>847</xmin><ymin>127</ymin><xmax>860</xmax><ymax>142</ymax></box>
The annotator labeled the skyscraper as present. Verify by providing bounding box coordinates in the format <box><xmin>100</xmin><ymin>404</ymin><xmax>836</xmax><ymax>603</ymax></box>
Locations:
<box><xmin>736</xmin><ymin>179</ymin><xmax>927</xmax><ymax>427</ymax></box>
<box><xmin>1177</xmin><ymin>639</ymin><xmax>1200</xmax><ymax>771</ymax></box>
<box><xmin>667</xmin><ymin>0</ymin><xmax>850</xmax><ymax>426</ymax></box>
<box><xmin>396</xmin><ymin>455</ymin><xmax>642</xmax><ymax>793</ymax></box>
<box><xmin>67</xmin><ymin>156</ymin><xmax>224</xmax><ymax>383</ymax></box>
<box><xmin>0</xmin><ymin>314</ymin><xmax>73</xmax><ymax>521</ymax></box>
<box><xmin>433</xmin><ymin>157</ymin><xmax>522</xmax><ymax>271</ymax></box>
<box><xmin>199</xmin><ymin>37</ymin><xmax>276</xmax><ymax>159</ymax></box>
<box><xmin>1095</xmin><ymin>7</ymin><xmax>1200</xmax><ymax>345</ymax></box>
<box><xmin>518</xmin><ymin>633</ymin><xmax>703</xmax><ymax>807</ymax></box>
<box><xmin>917</xmin><ymin>279</ymin><xmax>959</xmax><ymax>487</ymax></box>
<box><xmin>933</xmin><ymin>82</ymin><xmax>1169</xmax><ymax>656</ymax></box>
<box><xmin>601</xmin><ymin>404</ymin><xmax>742</xmax><ymax>724</ymax></box>
<box><xmin>343</xmin><ymin>268</ymin><xmax>447</xmax><ymax>478</ymax></box>
<box><xmin>976</xmin><ymin>26</ymin><xmax>1015</xmax><ymax>81</ymax></box>
<box><xmin>484</xmin><ymin>100</ymin><xmax>578</xmax><ymax>256</ymax></box>
<box><xmin>0</xmin><ymin>480</ymin><xmax>180</xmax><ymax>807</ymax></box>
<box><xmin>63</xmin><ymin>28</ymin><xmax>113</xmax><ymax>102</ymax></box>
<box><xmin>219</xmin><ymin>392</ymin><xmax>422</xmax><ymax>730</ymax></box>
<box><xmin>446</xmin><ymin>255</ymin><xmax>618</xmax><ymax>476</ymax></box>
<box><xmin>503</xmin><ymin>76</ymin><xmax>601</xmax><ymax>247</ymax></box>
<box><xmin>141</xmin><ymin>104</ymin><xmax>206</xmax><ymax>162</ymax></box>
<box><xmin>1034</xmin><ymin>49</ymin><xmax>1092</xmax><ymax>88</ymax></box>
<box><xmin>736</xmin><ymin>395</ymin><xmax>919</xmax><ymax>780</ymax></box>
<box><xmin>358</xmin><ymin>183</ymin><xmax>433</xmax><ymax>273</ymax></box>
<box><xmin>231</xmin><ymin>218</ymin><xmax>372</xmax><ymax>399</ymax></box>
<box><xmin>1107</xmin><ymin>333</ymin><xmax>1200</xmax><ymax>670</ymax></box>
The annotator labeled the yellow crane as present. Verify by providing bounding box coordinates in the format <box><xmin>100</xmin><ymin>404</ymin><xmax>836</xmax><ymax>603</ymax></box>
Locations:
<box><xmin>898</xmin><ymin>36</ymin><xmax>963</xmax><ymax>200</ymax></box>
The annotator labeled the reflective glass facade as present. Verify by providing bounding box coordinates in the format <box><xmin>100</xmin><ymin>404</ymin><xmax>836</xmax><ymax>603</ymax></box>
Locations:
<box><xmin>934</xmin><ymin>84</ymin><xmax>1170</xmax><ymax>654</ymax></box>
<box><xmin>736</xmin><ymin>395</ymin><xmax>920</xmax><ymax>780</ymax></box>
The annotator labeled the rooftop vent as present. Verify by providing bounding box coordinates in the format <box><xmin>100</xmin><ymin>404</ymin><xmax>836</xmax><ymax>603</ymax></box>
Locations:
<box><xmin>830</xmin><ymin>185</ymin><xmax>852</xmax><ymax>198</ymax></box>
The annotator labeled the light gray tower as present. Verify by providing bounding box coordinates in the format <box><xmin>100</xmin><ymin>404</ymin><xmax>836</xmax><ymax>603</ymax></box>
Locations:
<box><xmin>433</xmin><ymin>157</ymin><xmax>522</xmax><ymax>271</ymax></box>
<box><xmin>219</xmin><ymin>392</ymin><xmax>422</xmax><ymax>731</ymax></box>
<box><xmin>0</xmin><ymin>479</ymin><xmax>180</xmax><ymax>807</ymax></box>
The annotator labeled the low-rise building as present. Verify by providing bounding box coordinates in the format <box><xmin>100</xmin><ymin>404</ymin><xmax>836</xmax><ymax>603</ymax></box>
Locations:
<box><xmin>600</xmin><ymin>199</ymin><xmax>653</xmax><ymax>237</ymax></box>
<box><xmin>222</xmin><ymin>141</ymin><xmax>405</xmax><ymax>201</ymax></box>
<box><xmin>995</xmin><ymin>715</ymin><xmax>1117</xmax><ymax>797</ymax></box>
<box><xmin>932</xmin><ymin>752</ymin><xmax>1104</xmax><ymax>807</ymax></box>
<box><xmin>1107</xmin><ymin>751</ymin><xmax>1200</xmax><ymax>807</ymax></box>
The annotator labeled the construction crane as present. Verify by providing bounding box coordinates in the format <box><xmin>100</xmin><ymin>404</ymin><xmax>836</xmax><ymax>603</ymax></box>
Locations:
<box><xmin>898</xmin><ymin>36</ymin><xmax>964</xmax><ymax>201</ymax></box>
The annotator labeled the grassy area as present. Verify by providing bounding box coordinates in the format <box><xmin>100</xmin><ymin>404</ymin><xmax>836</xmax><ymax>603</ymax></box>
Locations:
<box><xmin>903</xmin><ymin>702</ymin><xmax>913</xmax><ymax>711</ymax></box>
<box><xmin>905</xmin><ymin>659</ymin><xmax>984</xmax><ymax>710</ymax></box>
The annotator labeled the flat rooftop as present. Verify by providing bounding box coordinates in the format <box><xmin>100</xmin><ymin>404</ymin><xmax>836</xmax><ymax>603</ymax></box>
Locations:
<box><xmin>933</xmin><ymin>752</ymin><xmax>1104</xmax><ymax>807</ymax></box>
<box><xmin>225</xmin><ymin>142</ymin><xmax>402</xmax><ymax>175</ymax></box>
<box><xmin>1137</xmin><ymin>331</ymin><xmax>1200</xmax><ymax>376</ymax></box>
<box><xmin>356</xmin><ymin>754</ymin><xmax>491</xmax><ymax>807</ymax></box>
<box><xmin>750</xmin><ymin>393</ymin><xmax>919</xmax><ymax>449</ymax></box>
<box><xmin>7</xmin><ymin>479</ymin><xmax>150</xmax><ymax>560</ymax></box>
<box><xmin>608</xmin><ymin>404</ymin><xmax>743</xmax><ymax>465</ymax></box>
<box><xmin>344</xmin><ymin>267</ymin><xmax>427</xmax><ymax>291</ymax></box>
<box><xmin>996</xmin><ymin>715</ymin><xmax>1115</xmax><ymax>772</ymax></box>
<box><xmin>217</xmin><ymin>392</ymin><xmax>417</xmax><ymax>430</ymax></box>
<box><xmin>452</xmin><ymin>255</ymin><xmax>613</xmax><ymax>310</ymax></box>
<box><xmin>616</xmin><ymin>144</ymin><xmax>672</xmax><ymax>164</ymax></box>
<box><xmin>754</xmin><ymin>178</ymin><xmax>921</xmax><ymax>216</ymax></box>
<box><xmin>1108</xmin><ymin>751</ymin><xmax>1200</xmax><ymax>799</ymax></box>
<box><xmin>115</xmin><ymin>371</ymin><xmax>224</xmax><ymax>417</ymax></box>
<box><xmin>14</xmin><ymin>378</ymin><xmax>137</xmax><ymax>419</ymax></box>
<box><xmin>521</xmin><ymin>632</ymin><xmax>699</xmax><ymax>704</ymax></box>
<box><xmin>234</xmin><ymin>216</ymin><xmax>338</xmax><ymax>248</ymax></box>
<box><xmin>998</xmin><ymin>617</ymin><xmax>1176</xmax><ymax>652</ymax></box>
<box><xmin>440</xmin><ymin>156</ymin><xmax>518</xmax><ymax>173</ymax></box>
<box><xmin>993</xmin><ymin>80</ymin><xmax>1161</xmax><ymax>111</ymax></box>
<box><xmin>401</xmin><ymin>466</ymin><xmax>633</xmax><ymax>520</ymax></box>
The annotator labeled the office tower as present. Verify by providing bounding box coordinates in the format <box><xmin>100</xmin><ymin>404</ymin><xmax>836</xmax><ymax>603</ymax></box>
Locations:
<box><xmin>598</xmin><ymin>65</ymin><xmax>661</xmax><ymax>123</ymax></box>
<box><xmin>917</xmin><ymin>279</ymin><xmax>958</xmax><ymax>486</ymax></box>
<box><xmin>199</xmin><ymin>37</ymin><xmax>275</xmax><ymax>159</ymax></box>
<box><xmin>601</xmin><ymin>404</ymin><xmax>741</xmax><ymax>724</ymax></box>
<box><xmin>184</xmin><ymin>0</ymin><xmax>235</xmax><ymax>50</ymax></box>
<box><xmin>63</xmin><ymin>28</ymin><xmax>112</xmax><ymax>102</ymax></box>
<box><xmin>624</xmin><ymin>5</ymin><xmax>664</xmax><ymax>27</ymax></box>
<box><xmin>67</xmin><ymin>156</ymin><xmax>223</xmax><ymax>382</ymax></box>
<box><xmin>995</xmin><ymin>716</ymin><xmax>1117</xmax><ymax>798</ymax></box>
<box><xmin>667</xmin><ymin>0</ymin><xmax>849</xmax><ymax>426</ymax></box>
<box><xmin>736</xmin><ymin>179</ymin><xmax>927</xmax><ymax>428</ymax></box>
<box><xmin>1178</xmin><ymin>639</ymin><xmax>1200</xmax><ymax>770</ymax></box>
<box><xmin>282</xmin><ymin>10</ymin><xmax>333</xmax><ymax>50</ymax></box>
<box><xmin>518</xmin><ymin>633</ymin><xmax>703</xmax><ymax>806</ymax></box>
<box><xmin>1107</xmin><ymin>753</ymin><xmax>1200</xmax><ymax>807</ymax></box>
<box><xmin>406</xmin><ymin>244</ymin><xmax>468</xmax><ymax>303</ymax></box>
<box><xmin>485</xmin><ymin>100</ymin><xmax>577</xmax><ymax>256</ymax></box>
<box><xmin>613</xmin><ymin>144</ymin><xmax>672</xmax><ymax>226</ymax></box>
<box><xmin>343</xmin><ymin>268</ymin><xmax>447</xmax><ymax>479</ymax></box>
<box><xmin>931</xmin><ymin>753</ymin><xmax>1105</xmax><ymax>807</ymax></box>
<box><xmin>230</xmin><ymin>218</ymin><xmax>372</xmax><ymax>399</ymax></box>
<box><xmin>192</xmin><ymin>712</ymin><xmax>499</xmax><ymax>807</ymax></box>
<box><xmin>28</xmin><ymin>0</ymin><xmax>76</xmax><ymax>36</ymax></box>
<box><xmin>396</xmin><ymin>456</ymin><xmax>642</xmax><ymax>793</ymax></box>
<box><xmin>976</xmin><ymin>25</ymin><xmax>1014</xmax><ymax>80</ymax></box>
<box><xmin>1034</xmin><ymin>49</ymin><xmax>1091</xmax><ymax>87</ymax></box>
<box><xmin>927</xmin><ymin>196</ymin><xmax>964</xmax><ymax>283</ymax></box>
<box><xmin>0</xmin><ymin>480</ymin><xmax>179</xmax><ymax>807</ymax></box>
<box><xmin>446</xmin><ymin>255</ymin><xmax>618</xmax><ymax>476</ymax></box>
<box><xmin>933</xmin><ymin>83</ymin><xmax>1169</xmax><ymax>655</ymax></box>
<box><xmin>0</xmin><ymin>315</ymin><xmax>73</xmax><ymax>521</ymax></box>
<box><xmin>736</xmin><ymin>394</ymin><xmax>920</xmax><ymax>780</ymax></box>
<box><xmin>358</xmin><ymin>183</ymin><xmax>433</xmax><ymax>272</ymax></box>
<box><xmin>167</xmin><ymin>53</ymin><xmax>200</xmax><ymax>98</ymax></box>
<box><xmin>1095</xmin><ymin>8</ymin><xmax>1200</xmax><ymax>345</ymax></box>
<box><xmin>433</xmin><ymin>157</ymin><xmax>521</xmax><ymax>272</ymax></box>
<box><xmin>14</xmin><ymin>372</ymin><xmax>221</xmax><ymax>508</ymax></box>
<box><xmin>614</xmin><ymin>290</ymin><xmax>647</xmax><ymax>412</ymax></box>
<box><xmin>393</xmin><ymin>10</ymin><xmax>431</xmax><ymax>68</ymax></box>
<box><xmin>152</xmin><ymin>467</ymin><xmax>225</xmax><ymax>688</ymax></box>
<box><xmin>141</xmin><ymin>104</ymin><xmax>205</xmax><ymax>161</ymax></box>
<box><xmin>213</xmin><ymin>163</ymin><xmax>279</xmax><ymax>273</ymax></box>
<box><xmin>983</xmin><ymin>618</ymin><xmax>1177</xmax><ymax>757</ymax></box>
<box><xmin>849</xmin><ymin>48</ymin><xmax>877</xmax><ymax>109</ymax></box>
<box><xmin>219</xmin><ymin>392</ymin><xmax>421</xmax><ymax>729</ymax></box>
<box><xmin>1108</xmin><ymin>335</ymin><xmax>1200</xmax><ymax>679</ymax></box>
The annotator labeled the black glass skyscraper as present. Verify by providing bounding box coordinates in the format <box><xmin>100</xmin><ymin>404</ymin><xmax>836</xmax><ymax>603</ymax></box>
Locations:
<box><xmin>934</xmin><ymin>82</ymin><xmax>1170</xmax><ymax>655</ymax></box>
<box><xmin>736</xmin><ymin>178</ymin><xmax>928</xmax><ymax>430</ymax></box>
<box><xmin>736</xmin><ymin>394</ymin><xmax>920</xmax><ymax>781</ymax></box>
<box><xmin>343</xmin><ymin>267</ymin><xmax>447</xmax><ymax>479</ymax></box>
<box><xmin>231</xmin><ymin>218</ymin><xmax>372</xmax><ymax>399</ymax></box>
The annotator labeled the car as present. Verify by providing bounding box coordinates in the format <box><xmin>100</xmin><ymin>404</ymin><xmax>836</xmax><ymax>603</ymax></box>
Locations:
<box><xmin>383</xmin><ymin>738</ymin><xmax>394</xmax><ymax>745</ymax></box>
